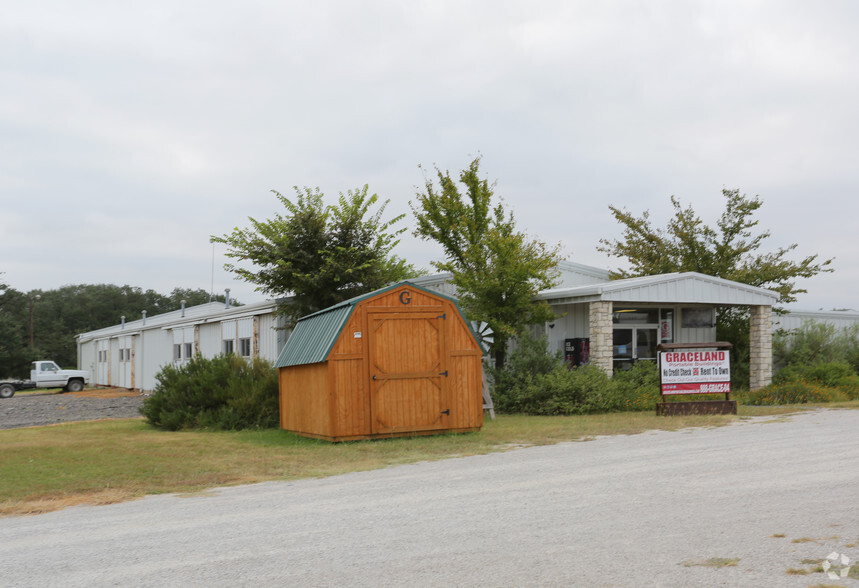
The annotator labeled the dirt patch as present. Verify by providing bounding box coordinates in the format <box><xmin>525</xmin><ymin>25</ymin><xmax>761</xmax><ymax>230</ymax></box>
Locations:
<box><xmin>67</xmin><ymin>387</ymin><xmax>142</xmax><ymax>399</ymax></box>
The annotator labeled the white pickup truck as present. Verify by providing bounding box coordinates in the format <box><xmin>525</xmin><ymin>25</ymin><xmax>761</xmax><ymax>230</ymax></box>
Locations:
<box><xmin>0</xmin><ymin>361</ymin><xmax>91</xmax><ymax>398</ymax></box>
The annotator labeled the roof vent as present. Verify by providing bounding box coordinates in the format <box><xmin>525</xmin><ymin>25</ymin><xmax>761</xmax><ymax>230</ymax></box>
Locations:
<box><xmin>225</xmin><ymin>288</ymin><xmax>231</xmax><ymax>309</ymax></box>
<box><xmin>142</xmin><ymin>310</ymin><xmax>147</xmax><ymax>326</ymax></box>
<box><xmin>181</xmin><ymin>300</ymin><xmax>186</xmax><ymax>317</ymax></box>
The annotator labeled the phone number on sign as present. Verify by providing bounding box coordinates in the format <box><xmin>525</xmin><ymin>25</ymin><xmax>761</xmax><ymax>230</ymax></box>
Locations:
<box><xmin>699</xmin><ymin>383</ymin><xmax>730</xmax><ymax>393</ymax></box>
<box><xmin>663</xmin><ymin>382</ymin><xmax>731</xmax><ymax>394</ymax></box>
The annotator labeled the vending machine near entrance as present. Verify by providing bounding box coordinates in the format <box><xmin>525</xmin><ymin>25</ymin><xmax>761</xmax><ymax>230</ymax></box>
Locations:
<box><xmin>564</xmin><ymin>338</ymin><xmax>590</xmax><ymax>367</ymax></box>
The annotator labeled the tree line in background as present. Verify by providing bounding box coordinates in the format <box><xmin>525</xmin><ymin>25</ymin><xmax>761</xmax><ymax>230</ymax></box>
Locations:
<box><xmin>0</xmin><ymin>280</ymin><xmax>230</xmax><ymax>378</ymax></box>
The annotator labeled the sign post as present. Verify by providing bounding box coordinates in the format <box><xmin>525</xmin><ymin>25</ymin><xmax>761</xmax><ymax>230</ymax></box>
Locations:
<box><xmin>656</xmin><ymin>342</ymin><xmax>736</xmax><ymax>415</ymax></box>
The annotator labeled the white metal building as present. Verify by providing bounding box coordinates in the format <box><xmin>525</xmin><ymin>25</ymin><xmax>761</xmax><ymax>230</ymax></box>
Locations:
<box><xmin>77</xmin><ymin>299</ymin><xmax>289</xmax><ymax>392</ymax></box>
<box><xmin>77</xmin><ymin>260</ymin><xmax>812</xmax><ymax>392</ymax></box>
<box><xmin>774</xmin><ymin>308</ymin><xmax>859</xmax><ymax>332</ymax></box>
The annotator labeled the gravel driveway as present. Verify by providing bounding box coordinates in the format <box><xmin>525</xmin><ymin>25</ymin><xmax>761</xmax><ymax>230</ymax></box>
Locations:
<box><xmin>1</xmin><ymin>408</ymin><xmax>857</xmax><ymax>587</ymax></box>
<box><xmin>0</xmin><ymin>390</ymin><xmax>144</xmax><ymax>429</ymax></box>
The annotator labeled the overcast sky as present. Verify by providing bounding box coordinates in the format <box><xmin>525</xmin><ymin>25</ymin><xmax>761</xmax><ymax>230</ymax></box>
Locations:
<box><xmin>3</xmin><ymin>1</ymin><xmax>857</xmax><ymax>312</ymax></box>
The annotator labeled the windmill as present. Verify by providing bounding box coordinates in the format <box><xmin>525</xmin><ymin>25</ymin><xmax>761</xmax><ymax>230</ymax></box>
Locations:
<box><xmin>471</xmin><ymin>320</ymin><xmax>496</xmax><ymax>420</ymax></box>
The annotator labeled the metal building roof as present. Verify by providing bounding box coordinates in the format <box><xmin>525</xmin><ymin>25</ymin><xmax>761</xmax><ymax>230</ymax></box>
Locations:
<box><xmin>274</xmin><ymin>281</ymin><xmax>476</xmax><ymax>368</ymax></box>
<box><xmin>75</xmin><ymin>299</ymin><xmax>278</xmax><ymax>343</ymax></box>
<box><xmin>536</xmin><ymin>272</ymin><xmax>779</xmax><ymax>306</ymax></box>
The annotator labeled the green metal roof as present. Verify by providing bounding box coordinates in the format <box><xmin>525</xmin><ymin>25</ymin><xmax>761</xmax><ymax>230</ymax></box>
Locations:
<box><xmin>274</xmin><ymin>304</ymin><xmax>354</xmax><ymax>368</ymax></box>
<box><xmin>275</xmin><ymin>281</ymin><xmax>480</xmax><ymax>368</ymax></box>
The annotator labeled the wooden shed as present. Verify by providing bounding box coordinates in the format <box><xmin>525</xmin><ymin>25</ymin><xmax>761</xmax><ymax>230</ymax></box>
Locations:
<box><xmin>275</xmin><ymin>282</ymin><xmax>485</xmax><ymax>441</ymax></box>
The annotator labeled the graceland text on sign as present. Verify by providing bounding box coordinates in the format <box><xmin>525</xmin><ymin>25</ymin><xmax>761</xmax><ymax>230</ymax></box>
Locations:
<box><xmin>659</xmin><ymin>350</ymin><xmax>731</xmax><ymax>395</ymax></box>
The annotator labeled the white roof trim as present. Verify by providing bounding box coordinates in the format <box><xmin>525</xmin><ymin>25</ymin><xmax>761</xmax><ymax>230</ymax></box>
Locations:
<box><xmin>537</xmin><ymin>272</ymin><xmax>779</xmax><ymax>305</ymax></box>
<box><xmin>77</xmin><ymin>299</ymin><xmax>278</xmax><ymax>342</ymax></box>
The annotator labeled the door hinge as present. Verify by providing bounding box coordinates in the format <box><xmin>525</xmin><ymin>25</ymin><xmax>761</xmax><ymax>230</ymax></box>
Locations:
<box><xmin>437</xmin><ymin>313</ymin><xmax>446</xmax><ymax>320</ymax></box>
<box><xmin>441</xmin><ymin>409</ymin><xmax>450</xmax><ymax>415</ymax></box>
<box><xmin>439</xmin><ymin>370</ymin><xmax>448</xmax><ymax>377</ymax></box>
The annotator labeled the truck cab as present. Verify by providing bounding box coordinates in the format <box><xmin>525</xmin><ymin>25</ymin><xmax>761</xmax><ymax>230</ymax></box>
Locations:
<box><xmin>30</xmin><ymin>361</ymin><xmax>90</xmax><ymax>392</ymax></box>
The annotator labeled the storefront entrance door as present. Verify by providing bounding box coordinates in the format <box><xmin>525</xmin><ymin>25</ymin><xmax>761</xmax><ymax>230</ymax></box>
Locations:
<box><xmin>613</xmin><ymin>327</ymin><xmax>657</xmax><ymax>372</ymax></box>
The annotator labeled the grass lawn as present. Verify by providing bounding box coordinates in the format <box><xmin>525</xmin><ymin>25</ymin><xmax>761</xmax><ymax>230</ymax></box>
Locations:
<box><xmin>0</xmin><ymin>404</ymin><xmax>842</xmax><ymax>517</ymax></box>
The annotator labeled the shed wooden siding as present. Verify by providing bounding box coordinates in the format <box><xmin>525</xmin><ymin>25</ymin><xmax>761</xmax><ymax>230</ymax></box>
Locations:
<box><xmin>277</xmin><ymin>283</ymin><xmax>483</xmax><ymax>441</ymax></box>
<box><xmin>279</xmin><ymin>362</ymin><xmax>331</xmax><ymax>436</ymax></box>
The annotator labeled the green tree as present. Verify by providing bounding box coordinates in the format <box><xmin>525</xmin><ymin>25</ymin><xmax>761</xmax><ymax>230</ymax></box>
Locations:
<box><xmin>0</xmin><ymin>278</ymin><xmax>38</xmax><ymax>378</ymax></box>
<box><xmin>164</xmin><ymin>288</ymin><xmax>233</xmax><ymax>309</ymax></box>
<box><xmin>411</xmin><ymin>157</ymin><xmax>561</xmax><ymax>369</ymax></box>
<box><xmin>0</xmin><ymin>283</ymin><xmax>237</xmax><ymax>372</ymax></box>
<box><xmin>598</xmin><ymin>189</ymin><xmax>833</xmax><ymax>386</ymax></box>
<box><xmin>213</xmin><ymin>185</ymin><xmax>418</xmax><ymax>325</ymax></box>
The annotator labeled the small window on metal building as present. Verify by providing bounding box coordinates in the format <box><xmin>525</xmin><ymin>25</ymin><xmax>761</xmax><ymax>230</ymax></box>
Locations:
<box><xmin>173</xmin><ymin>344</ymin><xmax>181</xmax><ymax>361</ymax></box>
<box><xmin>184</xmin><ymin>342</ymin><xmax>193</xmax><ymax>359</ymax></box>
<box><xmin>239</xmin><ymin>337</ymin><xmax>251</xmax><ymax>357</ymax></box>
<box><xmin>223</xmin><ymin>339</ymin><xmax>234</xmax><ymax>355</ymax></box>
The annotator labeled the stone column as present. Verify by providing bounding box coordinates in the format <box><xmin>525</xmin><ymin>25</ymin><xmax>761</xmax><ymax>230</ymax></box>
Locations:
<box><xmin>749</xmin><ymin>305</ymin><xmax>773</xmax><ymax>390</ymax></box>
<box><xmin>589</xmin><ymin>300</ymin><xmax>613</xmax><ymax>377</ymax></box>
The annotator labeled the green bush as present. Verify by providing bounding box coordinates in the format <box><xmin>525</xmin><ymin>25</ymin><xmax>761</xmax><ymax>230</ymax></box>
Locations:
<box><xmin>491</xmin><ymin>332</ymin><xmax>661</xmax><ymax>415</ymax></box>
<box><xmin>774</xmin><ymin>360</ymin><xmax>854</xmax><ymax>387</ymax></box>
<box><xmin>142</xmin><ymin>355</ymin><xmax>279</xmax><ymax>431</ymax></box>
<box><xmin>764</xmin><ymin>320</ymin><xmax>859</xmax><ymax>405</ymax></box>
<box><xmin>741</xmin><ymin>379</ymin><xmax>848</xmax><ymax>405</ymax></box>
<box><xmin>609</xmin><ymin>361</ymin><xmax>662</xmax><ymax>411</ymax></box>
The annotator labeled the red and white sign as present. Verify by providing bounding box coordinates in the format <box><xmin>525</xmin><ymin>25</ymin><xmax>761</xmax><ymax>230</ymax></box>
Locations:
<box><xmin>659</xmin><ymin>350</ymin><xmax>731</xmax><ymax>395</ymax></box>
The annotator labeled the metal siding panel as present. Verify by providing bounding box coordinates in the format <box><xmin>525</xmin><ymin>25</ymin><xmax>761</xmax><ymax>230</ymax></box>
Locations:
<box><xmin>237</xmin><ymin>318</ymin><xmax>253</xmax><ymax>338</ymax></box>
<box><xmin>141</xmin><ymin>329</ymin><xmax>171</xmax><ymax>392</ymax></box>
<box><xmin>257</xmin><ymin>314</ymin><xmax>282</xmax><ymax>363</ymax></box>
<box><xmin>80</xmin><ymin>341</ymin><xmax>96</xmax><ymax>381</ymax></box>
<box><xmin>197</xmin><ymin>323</ymin><xmax>221</xmax><ymax>358</ymax></box>
<box><xmin>109</xmin><ymin>338</ymin><xmax>120</xmax><ymax>386</ymax></box>
<box><xmin>222</xmin><ymin>320</ymin><xmax>236</xmax><ymax>340</ymax></box>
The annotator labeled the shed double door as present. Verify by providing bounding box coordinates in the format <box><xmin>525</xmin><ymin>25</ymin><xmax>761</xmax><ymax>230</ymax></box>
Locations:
<box><xmin>368</xmin><ymin>311</ymin><xmax>449</xmax><ymax>434</ymax></box>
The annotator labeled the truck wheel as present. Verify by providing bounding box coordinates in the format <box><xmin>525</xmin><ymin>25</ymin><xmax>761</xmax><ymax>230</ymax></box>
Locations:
<box><xmin>0</xmin><ymin>383</ymin><xmax>15</xmax><ymax>399</ymax></box>
<box><xmin>66</xmin><ymin>379</ymin><xmax>84</xmax><ymax>392</ymax></box>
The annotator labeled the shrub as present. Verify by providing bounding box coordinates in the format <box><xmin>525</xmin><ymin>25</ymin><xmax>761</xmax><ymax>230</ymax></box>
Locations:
<box><xmin>773</xmin><ymin>321</ymin><xmax>844</xmax><ymax>370</ymax></box>
<box><xmin>742</xmin><ymin>379</ymin><xmax>848</xmax><ymax>405</ymax></box>
<box><xmin>142</xmin><ymin>355</ymin><xmax>279</xmax><ymax>430</ymax></box>
<box><xmin>609</xmin><ymin>361</ymin><xmax>662</xmax><ymax>412</ymax></box>
<box><xmin>766</xmin><ymin>320</ymin><xmax>859</xmax><ymax>405</ymax></box>
<box><xmin>491</xmin><ymin>332</ymin><xmax>661</xmax><ymax>415</ymax></box>
<box><xmin>774</xmin><ymin>360</ymin><xmax>853</xmax><ymax>386</ymax></box>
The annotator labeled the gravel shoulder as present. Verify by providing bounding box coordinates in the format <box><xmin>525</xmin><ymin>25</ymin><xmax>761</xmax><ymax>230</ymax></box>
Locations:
<box><xmin>0</xmin><ymin>389</ymin><xmax>145</xmax><ymax>429</ymax></box>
